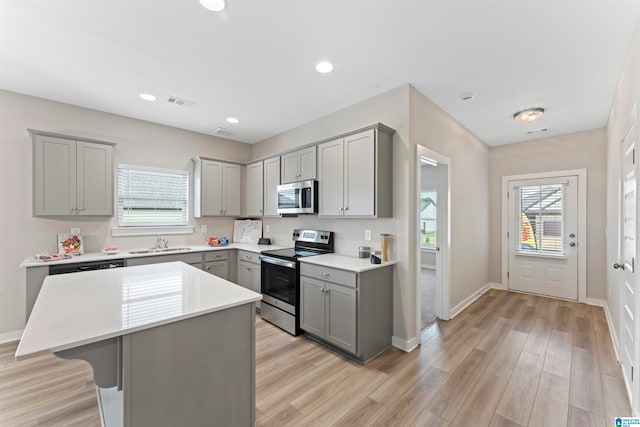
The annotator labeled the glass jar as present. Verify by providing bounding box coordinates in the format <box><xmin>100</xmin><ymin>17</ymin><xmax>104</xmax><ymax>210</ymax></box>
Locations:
<box><xmin>358</xmin><ymin>246</ymin><xmax>371</xmax><ymax>258</ymax></box>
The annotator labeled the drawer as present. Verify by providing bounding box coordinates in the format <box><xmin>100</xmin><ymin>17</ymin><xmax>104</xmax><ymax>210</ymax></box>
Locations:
<box><xmin>205</xmin><ymin>250</ymin><xmax>230</xmax><ymax>261</ymax></box>
<box><xmin>300</xmin><ymin>263</ymin><xmax>356</xmax><ymax>288</ymax></box>
<box><xmin>238</xmin><ymin>250</ymin><xmax>260</xmax><ymax>264</ymax></box>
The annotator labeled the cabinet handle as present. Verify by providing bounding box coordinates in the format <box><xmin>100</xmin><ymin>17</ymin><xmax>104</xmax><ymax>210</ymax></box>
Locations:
<box><xmin>247</xmin><ymin>267</ymin><xmax>252</xmax><ymax>271</ymax></box>
<box><xmin>321</xmin><ymin>272</ymin><xmax>330</xmax><ymax>277</ymax></box>
<box><xmin>344</xmin><ymin>206</ymin><xmax>348</xmax><ymax>211</ymax></box>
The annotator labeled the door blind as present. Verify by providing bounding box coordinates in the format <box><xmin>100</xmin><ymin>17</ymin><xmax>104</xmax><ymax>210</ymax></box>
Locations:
<box><xmin>515</xmin><ymin>183</ymin><xmax>567</xmax><ymax>254</ymax></box>
<box><xmin>117</xmin><ymin>164</ymin><xmax>189</xmax><ymax>227</ymax></box>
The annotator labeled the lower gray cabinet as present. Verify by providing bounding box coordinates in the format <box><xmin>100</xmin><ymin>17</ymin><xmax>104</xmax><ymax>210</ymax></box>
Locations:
<box><xmin>204</xmin><ymin>250</ymin><xmax>236</xmax><ymax>282</ymax></box>
<box><xmin>204</xmin><ymin>260</ymin><xmax>229</xmax><ymax>280</ymax></box>
<box><xmin>300</xmin><ymin>263</ymin><xmax>393</xmax><ymax>363</ymax></box>
<box><xmin>237</xmin><ymin>251</ymin><xmax>262</xmax><ymax>309</ymax></box>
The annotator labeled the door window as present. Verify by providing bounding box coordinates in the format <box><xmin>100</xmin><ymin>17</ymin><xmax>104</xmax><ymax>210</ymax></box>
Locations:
<box><xmin>515</xmin><ymin>183</ymin><xmax>566</xmax><ymax>254</ymax></box>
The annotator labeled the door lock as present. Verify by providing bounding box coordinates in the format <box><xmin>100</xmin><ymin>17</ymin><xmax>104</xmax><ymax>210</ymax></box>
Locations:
<box><xmin>569</xmin><ymin>233</ymin><xmax>576</xmax><ymax>238</ymax></box>
<box><xmin>614</xmin><ymin>262</ymin><xmax>625</xmax><ymax>270</ymax></box>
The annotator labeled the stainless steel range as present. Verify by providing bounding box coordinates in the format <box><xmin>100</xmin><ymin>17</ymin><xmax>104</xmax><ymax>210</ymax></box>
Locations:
<box><xmin>259</xmin><ymin>229</ymin><xmax>334</xmax><ymax>335</ymax></box>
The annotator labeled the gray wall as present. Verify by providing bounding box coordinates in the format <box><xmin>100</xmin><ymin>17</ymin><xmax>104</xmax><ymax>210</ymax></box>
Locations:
<box><xmin>488</xmin><ymin>129</ymin><xmax>607</xmax><ymax>300</ymax></box>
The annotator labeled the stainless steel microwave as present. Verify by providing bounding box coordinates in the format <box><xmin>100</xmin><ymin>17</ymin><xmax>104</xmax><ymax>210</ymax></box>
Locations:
<box><xmin>277</xmin><ymin>180</ymin><xmax>318</xmax><ymax>215</ymax></box>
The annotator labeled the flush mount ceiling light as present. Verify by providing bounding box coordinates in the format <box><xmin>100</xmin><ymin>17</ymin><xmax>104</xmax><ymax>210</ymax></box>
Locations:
<box><xmin>226</xmin><ymin>117</ymin><xmax>239</xmax><ymax>124</ymax></box>
<box><xmin>513</xmin><ymin>107</ymin><xmax>545</xmax><ymax>122</ymax></box>
<box><xmin>315</xmin><ymin>61</ymin><xmax>334</xmax><ymax>74</ymax></box>
<box><xmin>139</xmin><ymin>93</ymin><xmax>157</xmax><ymax>102</ymax></box>
<box><xmin>199</xmin><ymin>0</ymin><xmax>226</xmax><ymax>12</ymax></box>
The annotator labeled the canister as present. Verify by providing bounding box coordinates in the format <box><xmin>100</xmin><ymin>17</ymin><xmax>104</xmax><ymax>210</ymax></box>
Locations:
<box><xmin>358</xmin><ymin>246</ymin><xmax>371</xmax><ymax>258</ymax></box>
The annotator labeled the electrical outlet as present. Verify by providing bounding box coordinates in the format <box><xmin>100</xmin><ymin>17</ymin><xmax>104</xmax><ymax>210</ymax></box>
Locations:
<box><xmin>200</xmin><ymin>225</ymin><xmax>207</xmax><ymax>233</ymax></box>
<box><xmin>71</xmin><ymin>227</ymin><xmax>81</xmax><ymax>235</ymax></box>
<box><xmin>266</xmin><ymin>225</ymin><xmax>271</xmax><ymax>233</ymax></box>
<box><xmin>364</xmin><ymin>229</ymin><xmax>371</xmax><ymax>241</ymax></box>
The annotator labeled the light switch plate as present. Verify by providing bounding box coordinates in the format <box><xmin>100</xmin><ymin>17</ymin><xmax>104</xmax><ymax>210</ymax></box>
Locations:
<box><xmin>364</xmin><ymin>229</ymin><xmax>371</xmax><ymax>241</ymax></box>
<box><xmin>200</xmin><ymin>225</ymin><xmax>207</xmax><ymax>233</ymax></box>
<box><xmin>71</xmin><ymin>227</ymin><xmax>81</xmax><ymax>235</ymax></box>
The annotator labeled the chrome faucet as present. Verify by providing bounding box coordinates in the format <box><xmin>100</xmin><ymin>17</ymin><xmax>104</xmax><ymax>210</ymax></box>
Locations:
<box><xmin>155</xmin><ymin>235</ymin><xmax>168</xmax><ymax>249</ymax></box>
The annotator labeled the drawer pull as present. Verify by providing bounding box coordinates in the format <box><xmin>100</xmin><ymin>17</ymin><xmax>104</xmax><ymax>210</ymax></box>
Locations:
<box><xmin>321</xmin><ymin>272</ymin><xmax>331</xmax><ymax>277</ymax></box>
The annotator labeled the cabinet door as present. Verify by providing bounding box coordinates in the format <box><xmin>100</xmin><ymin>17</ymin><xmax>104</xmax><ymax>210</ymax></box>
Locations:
<box><xmin>201</xmin><ymin>160</ymin><xmax>224</xmax><ymax>216</ymax></box>
<box><xmin>223</xmin><ymin>163</ymin><xmax>241</xmax><ymax>216</ymax></box>
<box><xmin>205</xmin><ymin>260</ymin><xmax>229</xmax><ymax>280</ymax></box>
<box><xmin>250</xmin><ymin>263</ymin><xmax>261</xmax><ymax>309</ymax></box>
<box><xmin>237</xmin><ymin>260</ymin><xmax>253</xmax><ymax>290</ymax></box>
<box><xmin>245</xmin><ymin>162</ymin><xmax>263</xmax><ymax>217</ymax></box>
<box><xmin>344</xmin><ymin>129</ymin><xmax>375</xmax><ymax>216</ymax></box>
<box><xmin>300</xmin><ymin>276</ymin><xmax>326</xmax><ymax>337</ymax></box>
<box><xmin>325</xmin><ymin>282</ymin><xmax>357</xmax><ymax>353</ymax></box>
<box><xmin>297</xmin><ymin>146</ymin><xmax>316</xmax><ymax>181</ymax></box>
<box><xmin>34</xmin><ymin>135</ymin><xmax>77</xmax><ymax>215</ymax></box>
<box><xmin>318</xmin><ymin>138</ymin><xmax>344</xmax><ymax>216</ymax></box>
<box><xmin>280</xmin><ymin>151</ymin><xmax>299</xmax><ymax>184</ymax></box>
<box><xmin>263</xmin><ymin>157</ymin><xmax>280</xmax><ymax>217</ymax></box>
<box><xmin>76</xmin><ymin>141</ymin><xmax>113</xmax><ymax>215</ymax></box>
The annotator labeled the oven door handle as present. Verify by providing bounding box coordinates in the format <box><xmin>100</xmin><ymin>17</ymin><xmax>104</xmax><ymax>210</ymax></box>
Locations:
<box><xmin>260</xmin><ymin>256</ymin><xmax>296</xmax><ymax>269</ymax></box>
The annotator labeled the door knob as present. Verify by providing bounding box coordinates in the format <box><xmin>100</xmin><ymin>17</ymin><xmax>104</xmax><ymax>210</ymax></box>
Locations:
<box><xmin>614</xmin><ymin>263</ymin><xmax>625</xmax><ymax>270</ymax></box>
<box><xmin>569</xmin><ymin>242</ymin><xmax>576</xmax><ymax>247</ymax></box>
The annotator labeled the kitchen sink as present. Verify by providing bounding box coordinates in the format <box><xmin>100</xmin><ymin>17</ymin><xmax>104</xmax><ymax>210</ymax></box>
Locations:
<box><xmin>128</xmin><ymin>247</ymin><xmax>192</xmax><ymax>254</ymax></box>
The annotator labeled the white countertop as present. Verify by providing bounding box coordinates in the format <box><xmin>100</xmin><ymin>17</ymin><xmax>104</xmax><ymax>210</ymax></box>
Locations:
<box><xmin>20</xmin><ymin>243</ymin><xmax>284</xmax><ymax>268</ymax></box>
<box><xmin>16</xmin><ymin>262</ymin><xmax>261</xmax><ymax>358</ymax></box>
<box><xmin>299</xmin><ymin>253</ymin><xmax>397</xmax><ymax>273</ymax></box>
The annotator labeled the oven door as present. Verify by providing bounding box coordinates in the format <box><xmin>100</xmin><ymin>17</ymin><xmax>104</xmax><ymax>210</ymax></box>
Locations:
<box><xmin>260</xmin><ymin>256</ymin><xmax>297</xmax><ymax>313</ymax></box>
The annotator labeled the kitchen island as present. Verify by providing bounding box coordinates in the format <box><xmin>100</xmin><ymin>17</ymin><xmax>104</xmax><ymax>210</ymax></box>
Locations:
<box><xmin>16</xmin><ymin>261</ymin><xmax>261</xmax><ymax>427</ymax></box>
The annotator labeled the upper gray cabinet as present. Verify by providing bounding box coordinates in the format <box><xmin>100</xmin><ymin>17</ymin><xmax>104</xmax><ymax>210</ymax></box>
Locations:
<box><xmin>263</xmin><ymin>157</ymin><xmax>281</xmax><ymax>217</ymax></box>
<box><xmin>193</xmin><ymin>157</ymin><xmax>241</xmax><ymax>217</ymax></box>
<box><xmin>280</xmin><ymin>146</ymin><xmax>316</xmax><ymax>184</ymax></box>
<box><xmin>31</xmin><ymin>130</ymin><xmax>115</xmax><ymax>216</ymax></box>
<box><xmin>245</xmin><ymin>161</ymin><xmax>264</xmax><ymax>217</ymax></box>
<box><xmin>318</xmin><ymin>125</ymin><xmax>394</xmax><ymax>218</ymax></box>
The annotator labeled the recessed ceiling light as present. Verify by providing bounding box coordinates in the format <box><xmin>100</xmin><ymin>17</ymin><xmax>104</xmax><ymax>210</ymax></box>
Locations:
<box><xmin>139</xmin><ymin>93</ymin><xmax>157</xmax><ymax>102</ymax></box>
<box><xmin>315</xmin><ymin>61</ymin><xmax>334</xmax><ymax>74</ymax></box>
<box><xmin>514</xmin><ymin>107</ymin><xmax>544</xmax><ymax>122</ymax></box>
<box><xmin>226</xmin><ymin>117</ymin><xmax>239</xmax><ymax>124</ymax></box>
<box><xmin>199</xmin><ymin>0</ymin><xmax>226</xmax><ymax>12</ymax></box>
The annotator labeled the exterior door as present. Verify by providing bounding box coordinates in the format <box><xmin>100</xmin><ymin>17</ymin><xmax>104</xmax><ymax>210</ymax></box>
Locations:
<box><xmin>507</xmin><ymin>176</ymin><xmax>578</xmax><ymax>300</ymax></box>
<box><xmin>618</xmin><ymin>107</ymin><xmax>638</xmax><ymax>403</ymax></box>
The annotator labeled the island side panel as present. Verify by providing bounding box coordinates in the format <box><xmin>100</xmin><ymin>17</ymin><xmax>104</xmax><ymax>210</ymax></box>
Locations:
<box><xmin>123</xmin><ymin>303</ymin><xmax>255</xmax><ymax>427</ymax></box>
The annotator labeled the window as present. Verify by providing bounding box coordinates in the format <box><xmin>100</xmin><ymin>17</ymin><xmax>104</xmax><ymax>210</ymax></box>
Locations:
<box><xmin>117</xmin><ymin>164</ymin><xmax>189</xmax><ymax>227</ymax></box>
<box><xmin>516</xmin><ymin>183</ymin><xmax>566</xmax><ymax>254</ymax></box>
<box><xmin>420</xmin><ymin>191</ymin><xmax>437</xmax><ymax>248</ymax></box>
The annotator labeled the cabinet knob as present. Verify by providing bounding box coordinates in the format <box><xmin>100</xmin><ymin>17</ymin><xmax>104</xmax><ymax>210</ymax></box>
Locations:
<box><xmin>344</xmin><ymin>206</ymin><xmax>348</xmax><ymax>211</ymax></box>
<box><xmin>321</xmin><ymin>272</ymin><xmax>330</xmax><ymax>277</ymax></box>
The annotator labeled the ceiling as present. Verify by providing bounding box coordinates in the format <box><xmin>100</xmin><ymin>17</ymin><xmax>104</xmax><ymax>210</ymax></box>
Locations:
<box><xmin>1</xmin><ymin>1</ymin><xmax>639</xmax><ymax>147</ymax></box>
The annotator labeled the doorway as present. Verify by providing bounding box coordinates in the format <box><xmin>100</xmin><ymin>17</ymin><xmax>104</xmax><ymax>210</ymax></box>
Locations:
<box><xmin>416</xmin><ymin>145</ymin><xmax>450</xmax><ymax>339</ymax></box>
<box><xmin>501</xmin><ymin>170</ymin><xmax>587</xmax><ymax>302</ymax></box>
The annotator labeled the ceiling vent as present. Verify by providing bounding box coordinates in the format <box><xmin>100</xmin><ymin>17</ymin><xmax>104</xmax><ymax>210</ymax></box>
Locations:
<box><xmin>214</xmin><ymin>127</ymin><xmax>233</xmax><ymax>136</ymax></box>
<box><xmin>525</xmin><ymin>127</ymin><xmax>550</xmax><ymax>135</ymax></box>
<box><xmin>166</xmin><ymin>96</ymin><xmax>197</xmax><ymax>107</ymax></box>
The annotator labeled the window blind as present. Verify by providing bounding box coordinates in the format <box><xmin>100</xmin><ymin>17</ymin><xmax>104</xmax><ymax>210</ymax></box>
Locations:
<box><xmin>515</xmin><ymin>183</ymin><xmax>567</xmax><ymax>254</ymax></box>
<box><xmin>117</xmin><ymin>164</ymin><xmax>189</xmax><ymax>227</ymax></box>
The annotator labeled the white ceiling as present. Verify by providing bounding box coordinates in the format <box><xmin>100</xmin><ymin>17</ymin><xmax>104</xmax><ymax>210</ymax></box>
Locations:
<box><xmin>1</xmin><ymin>1</ymin><xmax>639</xmax><ymax>146</ymax></box>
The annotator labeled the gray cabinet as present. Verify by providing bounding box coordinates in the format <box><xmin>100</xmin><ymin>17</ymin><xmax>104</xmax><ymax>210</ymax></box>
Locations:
<box><xmin>318</xmin><ymin>125</ymin><xmax>394</xmax><ymax>218</ymax></box>
<box><xmin>237</xmin><ymin>251</ymin><xmax>261</xmax><ymax>309</ymax></box>
<box><xmin>193</xmin><ymin>157</ymin><xmax>241</xmax><ymax>217</ymax></box>
<box><xmin>204</xmin><ymin>250</ymin><xmax>234</xmax><ymax>281</ymax></box>
<box><xmin>281</xmin><ymin>146</ymin><xmax>316</xmax><ymax>184</ymax></box>
<box><xmin>263</xmin><ymin>157</ymin><xmax>280</xmax><ymax>217</ymax></box>
<box><xmin>31</xmin><ymin>130</ymin><xmax>114</xmax><ymax>216</ymax></box>
<box><xmin>245</xmin><ymin>161</ymin><xmax>264</xmax><ymax>217</ymax></box>
<box><xmin>300</xmin><ymin>262</ymin><xmax>393</xmax><ymax>363</ymax></box>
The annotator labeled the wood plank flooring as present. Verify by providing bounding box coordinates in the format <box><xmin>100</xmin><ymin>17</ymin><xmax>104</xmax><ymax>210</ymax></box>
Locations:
<box><xmin>0</xmin><ymin>289</ymin><xmax>630</xmax><ymax>426</ymax></box>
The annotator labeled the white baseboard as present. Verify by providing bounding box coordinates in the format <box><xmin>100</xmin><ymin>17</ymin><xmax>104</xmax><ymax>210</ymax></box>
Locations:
<box><xmin>0</xmin><ymin>329</ymin><xmax>22</xmax><ymax>344</ymax></box>
<box><xmin>420</xmin><ymin>264</ymin><xmax>435</xmax><ymax>270</ymax></box>
<box><xmin>487</xmin><ymin>282</ymin><xmax>504</xmax><ymax>290</ymax></box>
<box><xmin>449</xmin><ymin>283</ymin><xmax>491</xmax><ymax>319</ymax></box>
<box><xmin>586</xmin><ymin>298</ymin><xmax>606</xmax><ymax>307</ymax></box>
<box><xmin>392</xmin><ymin>335</ymin><xmax>418</xmax><ymax>353</ymax></box>
<box><xmin>603</xmin><ymin>302</ymin><xmax>620</xmax><ymax>362</ymax></box>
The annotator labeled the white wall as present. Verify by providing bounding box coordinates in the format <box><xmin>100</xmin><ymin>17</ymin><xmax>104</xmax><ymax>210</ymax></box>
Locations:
<box><xmin>0</xmin><ymin>90</ymin><xmax>251</xmax><ymax>335</ymax></box>
<box><xmin>606</xmin><ymin>15</ymin><xmax>640</xmax><ymax>343</ymax></box>
<box><xmin>409</xmin><ymin>87</ymin><xmax>491</xmax><ymax>310</ymax></box>
<box><xmin>488</xmin><ymin>129</ymin><xmax>608</xmax><ymax>300</ymax></box>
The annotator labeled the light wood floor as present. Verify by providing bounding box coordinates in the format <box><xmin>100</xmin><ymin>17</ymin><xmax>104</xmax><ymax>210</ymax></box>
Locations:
<box><xmin>0</xmin><ymin>289</ymin><xmax>630</xmax><ymax>426</ymax></box>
